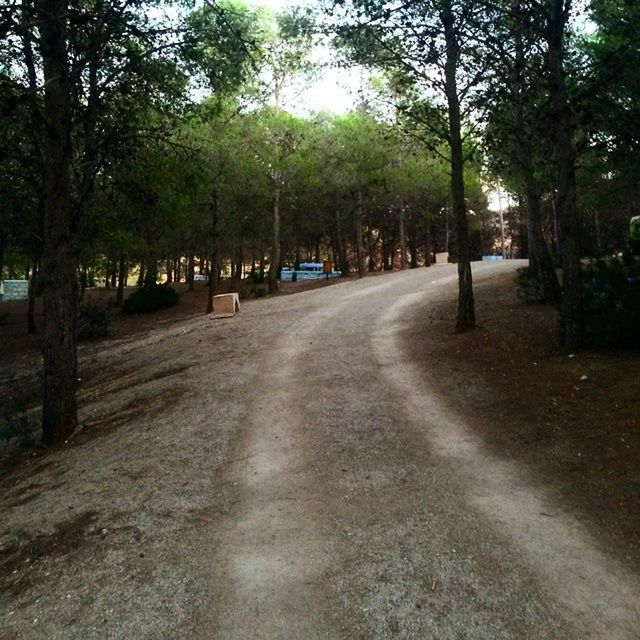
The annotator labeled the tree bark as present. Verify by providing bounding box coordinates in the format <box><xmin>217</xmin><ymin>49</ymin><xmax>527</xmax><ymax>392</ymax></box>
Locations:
<box><xmin>510</xmin><ymin>17</ymin><xmax>561</xmax><ymax>305</ymax></box>
<box><xmin>206</xmin><ymin>188</ymin><xmax>219</xmax><ymax>314</ymax></box>
<box><xmin>425</xmin><ymin>219</ymin><xmax>433</xmax><ymax>266</ymax></box>
<box><xmin>335</xmin><ymin>195</ymin><xmax>349</xmax><ymax>276</ymax></box>
<box><xmin>268</xmin><ymin>184</ymin><xmax>281</xmax><ymax>294</ymax></box>
<box><xmin>0</xmin><ymin>228</ymin><xmax>5</xmax><ymax>282</ymax></box>
<box><xmin>27</xmin><ymin>263</ymin><xmax>38</xmax><ymax>335</ymax></box>
<box><xmin>355</xmin><ymin>191</ymin><xmax>366</xmax><ymax>277</ymax></box>
<box><xmin>399</xmin><ymin>206</ymin><xmax>407</xmax><ymax>270</ymax></box>
<box><xmin>116</xmin><ymin>253</ymin><xmax>126</xmax><ymax>306</ymax></box>
<box><xmin>547</xmin><ymin>0</ymin><xmax>583</xmax><ymax>347</ymax></box>
<box><xmin>442</xmin><ymin>2</ymin><xmax>475</xmax><ymax>332</ymax></box>
<box><xmin>187</xmin><ymin>254</ymin><xmax>195</xmax><ymax>291</ymax></box>
<box><xmin>38</xmin><ymin>0</ymin><xmax>78</xmax><ymax>445</ymax></box>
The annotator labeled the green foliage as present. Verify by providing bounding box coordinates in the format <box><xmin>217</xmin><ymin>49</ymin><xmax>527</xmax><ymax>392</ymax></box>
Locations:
<box><xmin>78</xmin><ymin>302</ymin><xmax>111</xmax><ymax>341</ymax></box>
<box><xmin>122</xmin><ymin>284</ymin><xmax>180</xmax><ymax>315</ymax></box>
<box><xmin>583</xmin><ymin>254</ymin><xmax>640</xmax><ymax>348</ymax></box>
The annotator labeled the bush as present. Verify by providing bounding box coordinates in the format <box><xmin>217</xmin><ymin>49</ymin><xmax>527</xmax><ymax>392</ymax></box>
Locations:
<box><xmin>583</xmin><ymin>253</ymin><xmax>640</xmax><ymax>348</ymax></box>
<box><xmin>122</xmin><ymin>283</ymin><xmax>179</xmax><ymax>315</ymax></box>
<box><xmin>78</xmin><ymin>301</ymin><xmax>110</xmax><ymax>340</ymax></box>
<box><xmin>515</xmin><ymin>266</ymin><xmax>543</xmax><ymax>303</ymax></box>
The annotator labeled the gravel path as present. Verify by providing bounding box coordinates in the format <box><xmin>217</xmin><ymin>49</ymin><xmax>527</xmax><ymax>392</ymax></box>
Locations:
<box><xmin>2</xmin><ymin>262</ymin><xmax>639</xmax><ymax>639</ymax></box>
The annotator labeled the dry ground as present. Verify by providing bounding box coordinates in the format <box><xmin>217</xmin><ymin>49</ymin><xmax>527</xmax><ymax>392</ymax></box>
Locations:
<box><xmin>0</xmin><ymin>262</ymin><xmax>638</xmax><ymax>639</ymax></box>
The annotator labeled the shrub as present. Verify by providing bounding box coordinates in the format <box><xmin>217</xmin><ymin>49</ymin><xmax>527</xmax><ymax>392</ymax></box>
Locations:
<box><xmin>515</xmin><ymin>266</ymin><xmax>543</xmax><ymax>303</ymax></box>
<box><xmin>78</xmin><ymin>301</ymin><xmax>110</xmax><ymax>340</ymax></box>
<box><xmin>583</xmin><ymin>253</ymin><xmax>640</xmax><ymax>348</ymax></box>
<box><xmin>122</xmin><ymin>283</ymin><xmax>179</xmax><ymax>314</ymax></box>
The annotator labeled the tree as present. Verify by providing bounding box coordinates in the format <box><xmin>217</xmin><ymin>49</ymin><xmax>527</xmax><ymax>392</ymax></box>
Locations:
<box><xmin>330</xmin><ymin>0</ymin><xmax>490</xmax><ymax>330</ymax></box>
<box><xmin>1</xmin><ymin>0</ymin><xmax>258</xmax><ymax>443</ymax></box>
<box><xmin>481</xmin><ymin>1</ymin><xmax>562</xmax><ymax>304</ymax></box>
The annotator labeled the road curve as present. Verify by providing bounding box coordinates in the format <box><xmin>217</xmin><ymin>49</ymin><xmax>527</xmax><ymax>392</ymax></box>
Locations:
<box><xmin>197</xmin><ymin>262</ymin><xmax>640</xmax><ymax>639</ymax></box>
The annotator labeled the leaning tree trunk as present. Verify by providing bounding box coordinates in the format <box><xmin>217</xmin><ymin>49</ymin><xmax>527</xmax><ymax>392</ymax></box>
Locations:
<box><xmin>38</xmin><ymin>0</ymin><xmax>78</xmax><ymax>445</ymax></box>
<box><xmin>547</xmin><ymin>0</ymin><xmax>583</xmax><ymax>347</ymax></box>
<box><xmin>268</xmin><ymin>183</ymin><xmax>281</xmax><ymax>294</ymax></box>
<box><xmin>442</xmin><ymin>2</ymin><xmax>475</xmax><ymax>332</ymax></box>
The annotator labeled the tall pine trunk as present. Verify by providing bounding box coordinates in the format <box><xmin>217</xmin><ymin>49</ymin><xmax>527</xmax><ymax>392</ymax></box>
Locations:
<box><xmin>38</xmin><ymin>0</ymin><xmax>78</xmax><ymax>445</ymax></box>
<box><xmin>116</xmin><ymin>253</ymin><xmax>126</xmax><ymax>306</ymax></box>
<box><xmin>399</xmin><ymin>207</ymin><xmax>407</xmax><ymax>270</ymax></box>
<box><xmin>335</xmin><ymin>194</ymin><xmax>349</xmax><ymax>276</ymax></box>
<box><xmin>511</xmin><ymin>19</ymin><xmax>561</xmax><ymax>304</ymax></box>
<box><xmin>547</xmin><ymin>0</ymin><xmax>583</xmax><ymax>347</ymax></box>
<box><xmin>28</xmin><ymin>263</ymin><xmax>38</xmax><ymax>334</ymax></box>
<box><xmin>187</xmin><ymin>254</ymin><xmax>195</xmax><ymax>291</ymax></box>
<box><xmin>442</xmin><ymin>2</ymin><xmax>475</xmax><ymax>332</ymax></box>
<box><xmin>355</xmin><ymin>191</ymin><xmax>366</xmax><ymax>278</ymax></box>
<box><xmin>268</xmin><ymin>184</ymin><xmax>281</xmax><ymax>294</ymax></box>
<box><xmin>206</xmin><ymin>188</ymin><xmax>219</xmax><ymax>314</ymax></box>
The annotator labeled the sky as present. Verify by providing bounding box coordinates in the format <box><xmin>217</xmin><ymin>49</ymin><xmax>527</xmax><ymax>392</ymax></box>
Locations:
<box><xmin>246</xmin><ymin>0</ymin><xmax>361</xmax><ymax>115</ymax></box>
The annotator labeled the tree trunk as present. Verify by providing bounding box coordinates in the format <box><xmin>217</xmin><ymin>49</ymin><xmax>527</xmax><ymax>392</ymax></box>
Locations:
<box><xmin>409</xmin><ymin>242</ymin><xmax>418</xmax><ymax>269</ymax></box>
<box><xmin>510</xmin><ymin>20</ymin><xmax>561</xmax><ymax>305</ymax></box>
<box><xmin>268</xmin><ymin>184</ymin><xmax>281</xmax><ymax>294</ymax></box>
<box><xmin>335</xmin><ymin>194</ymin><xmax>349</xmax><ymax>275</ymax></box>
<box><xmin>547</xmin><ymin>0</ymin><xmax>583</xmax><ymax>347</ymax></box>
<box><xmin>187</xmin><ymin>254</ymin><xmax>195</xmax><ymax>291</ymax></box>
<box><xmin>425</xmin><ymin>219</ymin><xmax>433</xmax><ymax>266</ymax></box>
<box><xmin>28</xmin><ymin>263</ymin><xmax>38</xmax><ymax>335</ymax></box>
<box><xmin>0</xmin><ymin>228</ymin><xmax>5</xmax><ymax>281</ymax></box>
<box><xmin>144</xmin><ymin>254</ymin><xmax>157</xmax><ymax>287</ymax></box>
<box><xmin>399</xmin><ymin>207</ymin><xmax>407</xmax><ymax>270</ymax></box>
<box><xmin>38</xmin><ymin>0</ymin><xmax>78</xmax><ymax>445</ymax></box>
<box><xmin>367</xmin><ymin>221</ymin><xmax>376</xmax><ymax>271</ymax></box>
<box><xmin>116</xmin><ymin>253</ymin><xmax>126</xmax><ymax>306</ymax></box>
<box><xmin>442</xmin><ymin>2</ymin><xmax>475</xmax><ymax>332</ymax></box>
<box><xmin>355</xmin><ymin>191</ymin><xmax>366</xmax><ymax>277</ymax></box>
<box><xmin>206</xmin><ymin>188</ymin><xmax>219</xmax><ymax>314</ymax></box>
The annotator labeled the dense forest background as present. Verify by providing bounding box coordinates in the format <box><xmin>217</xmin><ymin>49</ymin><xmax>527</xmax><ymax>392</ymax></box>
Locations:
<box><xmin>1</xmin><ymin>0</ymin><xmax>639</xmax><ymax>443</ymax></box>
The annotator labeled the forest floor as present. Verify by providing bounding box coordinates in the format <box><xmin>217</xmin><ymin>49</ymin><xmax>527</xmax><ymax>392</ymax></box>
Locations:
<box><xmin>1</xmin><ymin>262</ymin><xmax>639</xmax><ymax>639</ymax></box>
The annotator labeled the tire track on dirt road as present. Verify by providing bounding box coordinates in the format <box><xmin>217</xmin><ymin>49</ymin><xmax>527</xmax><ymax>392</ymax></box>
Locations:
<box><xmin>372</xmin><ymin>280</ymin><xmax>640</xmax><ymax>639</ymax></box>
<box><xmin>199</xmin><ymin>275</ymin><xmax>410</xmax><ymax>639</ymax></box>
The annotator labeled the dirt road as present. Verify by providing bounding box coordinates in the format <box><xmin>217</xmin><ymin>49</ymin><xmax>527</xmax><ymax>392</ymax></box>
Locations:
<box><xmin>2</xmin><ymin>262</ymin><xmax>639</xmax><ymax>639</ymax></box>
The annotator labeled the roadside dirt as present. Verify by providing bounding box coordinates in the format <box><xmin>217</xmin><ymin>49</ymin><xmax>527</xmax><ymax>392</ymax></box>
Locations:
<box><xmin>411</xmin><ymin>273</ymin><xmax>640</xmax><ymax>572</ymax></box>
